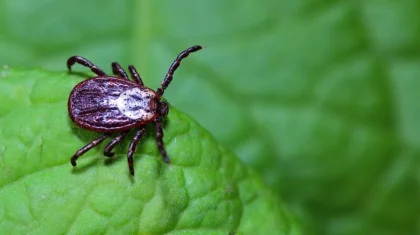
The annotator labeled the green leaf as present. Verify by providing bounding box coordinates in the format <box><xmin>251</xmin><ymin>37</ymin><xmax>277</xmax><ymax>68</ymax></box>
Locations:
<box><xmin>0</xmin><ymin>68</ymin><xmax>301</xmax><ymax>234</ymax></box>
<box><xmin>1</xmin><ymin>1</ymin><xmax>420</xmax><ymax>234</ymax></box>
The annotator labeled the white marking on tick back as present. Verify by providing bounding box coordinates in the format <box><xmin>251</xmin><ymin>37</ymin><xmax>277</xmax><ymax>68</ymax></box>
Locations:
<box><xmin>117</xmin><ymin>88</ymin><xmax>155</xmax><ymax>120</ymax></box>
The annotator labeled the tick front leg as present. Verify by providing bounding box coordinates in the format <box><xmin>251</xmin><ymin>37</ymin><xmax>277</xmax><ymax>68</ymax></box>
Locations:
<box><xmin>157</xmin><ymin>45</ymin><xmax>202</xmax><ymax>96</ymax></box>
<box><xmin>104</xmin><ymin>131</ymin><xmax>130</xmax><ymax>157</ymax></box>
<box><xmin>67</xmin><ymin>56</ymin><xmax>106</xmax><ymax>76</ymax></box>
<box><xmin>155</xmin><ymin>120</ymin><xmax>170</xmax><ymax>164</ymax></box>
<box><xmin>70</xmin><ymin>133</ymin><xmax>110</xmax><ymax>166</ymax></box>
<box><xmin>128</xmin><ymin>65</ymin><xmax>144</xmax><ymax>86</ymax></box>
<box><xmin>111</xmin><ymin>62</ymin><xmax>129</xmax><ymax>80</ymax></box>
<box><xmin>127</xmin><ymin>127</ymin><xmax>146</xmax><ymax>176</ymax></box>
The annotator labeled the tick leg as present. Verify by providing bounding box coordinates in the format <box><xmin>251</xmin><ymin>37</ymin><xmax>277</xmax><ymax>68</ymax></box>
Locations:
<box><xmin>67</xmin><ymin>56</ymin><xmax>106</xmax><ymax>76</ymax></box>
<box><xmin>104</xmin><ymin>131</ymin><xmax>130</xmax><ymax>157</ymax></box>
<box><xmin>127</xmin><ymin>127</ymin><xmax>146</xmax><ymax>176</ymax></box>
<box><xmin>128</xmin><ymin>65</ymin><xmax>144</xmax><ymax>86</ymax></box>
<box><xmin>155</xmin><ymin>120</ymin><xmax>170</xmax><ymax>164</ymax></box>
<box><xmin>70</xmin><ymin>133</ymin><xmax>110</xmax><ymax>166</ymax></box>
<box><xmin>157</xmin><ymin>45</ymin><xmax>203</xmax><ymax>96</ymax></box>
<box><xmin>111</xmin><ymin>62</ymin><xmax>129</xmax><ymax>80</ymax></box>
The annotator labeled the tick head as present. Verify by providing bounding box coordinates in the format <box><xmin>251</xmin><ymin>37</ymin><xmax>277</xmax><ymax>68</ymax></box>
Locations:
<box><xmin>159</xmin><ymin>101</ymin><xmax>169</xmax><ymax>118</ymax></box>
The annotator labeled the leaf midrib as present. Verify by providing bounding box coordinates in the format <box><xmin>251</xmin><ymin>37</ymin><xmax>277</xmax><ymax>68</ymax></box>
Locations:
<box><xmin>131</xmin><ymin>0</ymin><xmax>151</xmax><ymax>80</ymax></box>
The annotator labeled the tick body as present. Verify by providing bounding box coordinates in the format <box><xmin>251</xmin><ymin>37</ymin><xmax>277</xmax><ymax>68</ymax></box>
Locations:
<box><xmin>69</xmin><ymin>78</ymin><xmax>159</xmax><ymax>132</ymax></box>
<box><xmin>67</xmin><ymin>45</ymin><xmax>202</xmax><ymax>176</ymax></box>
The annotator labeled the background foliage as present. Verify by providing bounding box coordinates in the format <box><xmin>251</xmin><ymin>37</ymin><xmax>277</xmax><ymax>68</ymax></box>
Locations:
<box><xmin>0</xmin><ymin>0</ymin><xmax>419</xmax><ymax>234</ymax></box>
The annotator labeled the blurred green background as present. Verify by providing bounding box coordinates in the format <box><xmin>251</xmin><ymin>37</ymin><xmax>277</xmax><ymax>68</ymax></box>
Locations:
<box><xmin>0</xmin><ymin>0</ymin><xmax>419</xmax><ymax>234</ymax></box>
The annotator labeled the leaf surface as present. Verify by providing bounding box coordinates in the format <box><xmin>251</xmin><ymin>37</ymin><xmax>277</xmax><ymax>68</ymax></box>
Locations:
<box><xmin>0</xmin><ymin>69</ymin><xmax>300</xmax><ymax>234</ymax></box>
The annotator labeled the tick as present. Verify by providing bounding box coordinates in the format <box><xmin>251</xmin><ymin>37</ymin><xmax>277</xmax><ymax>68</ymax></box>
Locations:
<box><xmin>67</xmin><ymin>45</ymin><xmax>203</xmax><ymax>176</ymax></box>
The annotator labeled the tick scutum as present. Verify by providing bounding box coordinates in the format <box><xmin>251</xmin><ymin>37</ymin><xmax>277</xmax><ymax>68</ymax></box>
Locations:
<box><xmin>116</xmin><ymin>87</ymin><xmax>157</xmax><ymax>121</ymax></box>
<box><xmin>67</xmin><ymin>45</ymin><xmax>203</xmax><ymax>175</ymax></box>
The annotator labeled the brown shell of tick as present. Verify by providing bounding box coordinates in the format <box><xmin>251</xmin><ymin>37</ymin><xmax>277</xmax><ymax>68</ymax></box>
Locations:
<box><xmin>66</xmin><ymin>45</ymin><xmax>202</xmax><ymax>176</ymax></box>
